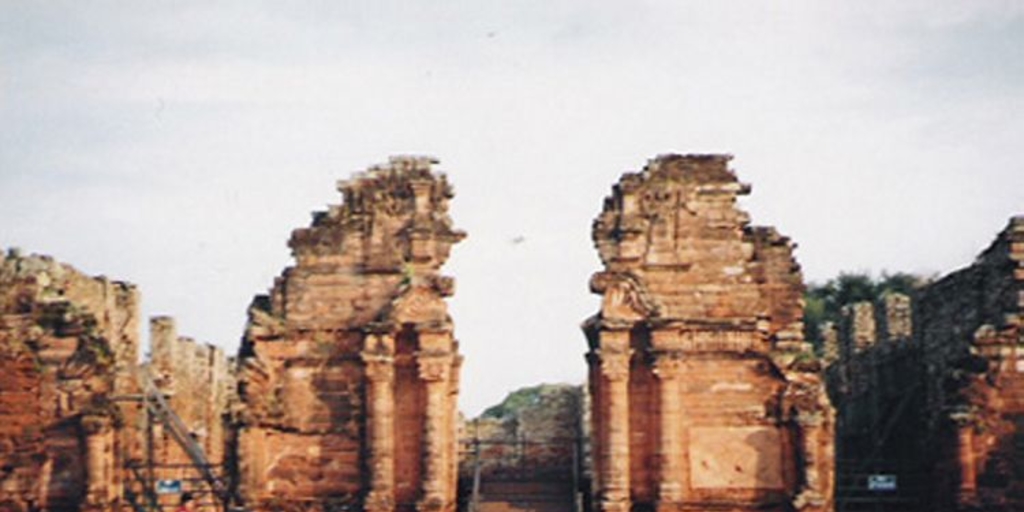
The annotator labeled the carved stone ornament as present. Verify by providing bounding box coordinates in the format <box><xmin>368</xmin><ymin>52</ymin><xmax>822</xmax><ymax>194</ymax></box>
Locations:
<box><xmin>362</xmin><ymin>353</ymin><xmax>395</xmax><ymax>382</ymax></box>
<box><xmin>652</xmin><ymin>352</ymin><xmax>685</xmax><ymax>379</ymax></box>
<box><xmin>81</xmin><ymin>414</ymin><xmax>112</xmax><ymax>435</ymax></box>
<box><xmin>591</xmin><ymin>271</ymin><xmax>659</xmax><ymax>321</ymax></box>
<box><xmin>417</xmin><ymin>355</ymin><xmax>451</xmax><ymax>382</ymax></box>
<box><xmin>794</xmin><ymin>409</ymin><xmax>825</xmax><ymax>427</ymax></box>
<box><xmin>600</xmin><ymin>353</ymin><xmax>631</xmax><ymax>381</ymax></box>
<box><xmin>385</xmin><ymin>286</ymin><xmax>448</xmax><ymax>326</ymax></box>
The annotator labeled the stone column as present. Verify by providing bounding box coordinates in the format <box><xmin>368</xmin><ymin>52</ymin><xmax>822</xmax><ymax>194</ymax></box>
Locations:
<box><xmin>952</xmin><ymin>414</ymin><xmax>977</xmax><ymax>505</ymax></box>
<box><xmin>653</xmin><ymin>351</ymin><xmax>684</xmax><ymax>508</ymax></box>
<box><xmin>447</xmin><ymin>355</ymin><xmax>464</xmax><ymax>502</ymax></box>
<box><xmin>418</xmin><ymin>353</ymin><xmax>453</xmax><ymax>512</ymax></box>
<box><xmin>82</xmin><ymin>415</ymin><xmax>112</xmax><ymax>509</ymax></box>
<box><xmin>599</xmin><ymin>328</ymin><xmax>632</xmax><ymax>512</ymax></box>
<box><xmin>793</xmin><ymin>410</ymin><xmax>826</xmax><ymax>509</ymax></box>
<box><xmin>363</xmin><ymin>349</ymin><xmax>396</xmax><ymax>512</ymax></box>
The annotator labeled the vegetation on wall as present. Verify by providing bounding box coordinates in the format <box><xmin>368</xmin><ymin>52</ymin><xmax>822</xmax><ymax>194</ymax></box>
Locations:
<box><xmin>480</xmin><ymin>384</ymin><xmax>572</xmax><ymax>420</ymax></box>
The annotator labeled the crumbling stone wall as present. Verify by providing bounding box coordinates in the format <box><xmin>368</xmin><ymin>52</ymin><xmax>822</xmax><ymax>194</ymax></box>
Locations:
<box><xmin>458</xmin><ymin>385</ymin><xmax>585</xmax><ymax>512</ymax></box>
<box><xmin>914</xmin><ymin>216</ymin><xmax>1024</xmax><ymax>511</ymax></box>
<box><xmin>827</xmin><ymin>216</ymin><xmax>1024</xmax><ymax>511</ymax></box>
<box><xmin>460</xmin><ymin>384</ymin><xmax>584</xmax><ymax>481</ymax></box>
<box><xmin>824</xmin><ymin>293</ymin><xmax>926</xmax><ymax>510</ymax></box>
<box><xmin>585</xmin><ymin>155</ymin><xmax>834</xmax><ymax>512</ymax></box>
<box><xmin>147</xmin><ymin>315</ymin><xmax>235</xmax><ymax>509</ymax></box>
<box><xmin>235</xmin><ymin>157</ymin><xmax>465</xmax><ymax>512</ymax></box>
<box><xmin>0</xmin><ymin>250</ymin><xmax>142</xmax><ymax>512</ymax></box>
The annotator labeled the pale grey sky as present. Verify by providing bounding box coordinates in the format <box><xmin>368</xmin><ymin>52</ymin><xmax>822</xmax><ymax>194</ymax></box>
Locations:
<box><xmin>1</xmin><ymin>1</ymin><xmax>1022</xmax><ymax>415</ymax></box>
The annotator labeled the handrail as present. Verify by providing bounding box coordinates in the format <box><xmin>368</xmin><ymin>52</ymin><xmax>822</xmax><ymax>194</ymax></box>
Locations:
<box><xmin>124</xmin><ymin>462</ymin><xmax>161</xmax><ymax>512</ymax></box>
<box><xmin>138</xmin><ymin>368</ymin><xmax>243</xmax><ymax>511</ymax></box>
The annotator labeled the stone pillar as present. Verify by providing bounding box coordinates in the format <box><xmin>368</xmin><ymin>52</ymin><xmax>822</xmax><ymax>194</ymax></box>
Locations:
<box><xmin>418</xmin><ymin>352</ymin><xmax>453</xmax><ymax>512</ymax></box>
<box><xmin>363</xmin><ymin>346</ymin><xmax>396</xmax><ymax>512</ymax></box>
<box><xmin>150</xmin><ymin>316</ymin><xmax>178</xmax><ymax>392</ymax></box>
<box><xmin>653</xmin><ymin>351</ymin><xmax>684</xmax><ymax>509</ymax></box>
<box><xmin>599</xmin><ymin>329</ymin><xmax>632</xmax><ymax>512</ymax></box>
<box><xmin>793</xmin><ymin>410</ymin><xmax>826</xmax><ymax>509</ymax></box>
<box><xmin>953</xmin><ymin>415</ymin><xmax>977</xmax><ymax>505</ymax></box>
<box><xmin>820</xmin><ymin>322</ymin><xmax>839</xmax><ymax>366</ymax></box>
<box><xmin>82</xmin><ymin>415</ymin><xmax>112</xmax><ymax>508</ymax></box>
<box><xmin>447</xmin><ymin>355</ymin><xmax>464</xmax><ymax>502</ymax></box>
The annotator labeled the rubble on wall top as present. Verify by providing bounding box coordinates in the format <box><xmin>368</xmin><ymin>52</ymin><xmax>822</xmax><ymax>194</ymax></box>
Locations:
<box><xmin>336</xmin><ymin>155</ymin><xmax>446</xmax><ymax>193</ymax></box>
<box><xmin>1007</xmin><ymin>215</ymin><xmax>1024</xmax><ymax>237</ymax></box>
<box><xmin>1</xmin><ymin>249</ymin><xmax>135</xmax><ymax>297</ymax></box>
<box><xmin>644</xmin><ymin>153</ymin><xmax>741</xmax><ymax>185</ymax></box>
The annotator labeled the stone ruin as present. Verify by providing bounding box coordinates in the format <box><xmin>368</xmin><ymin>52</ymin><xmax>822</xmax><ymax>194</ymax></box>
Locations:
<box><xmin>0</xmin><ymin>251</ymin><xmax>142</xmax><ymax>512</ymax></box>
<box><xmin>235</xmin><ymin>156</ymin><xmax>466</xmax><ymax>512</ymax></box>
<box><xmin>459</xmin><ymin>384</ymin><xmax>586</xmax><ymax>512</ymax></box>
<box><xmin>826</xmin><ymin>216</ymin><xmax>1024</xmax><ymax>511</ymax></box>
<box><xmin>0</xmin><ymin>251</ymin><xmax>241</xmax><ymax>512</ymax></box>
<box><xmin>823</xmin><ymin>291</ymin><xmax>920</xmax><ymax>510</ymax></box>
<box><xmin>4</xmin><ymin>149</ymin><xmax>1022</xmax><ymax>512</ymax></box>
<box><xmin>584</xmin><ymin>155</ymin><xmax>834</xmax><ymax>512</ymax></box>
<box><xmin>146</xmin><ymin>316</ymin><xmax>236</xmax><ymax>510</ymax></box>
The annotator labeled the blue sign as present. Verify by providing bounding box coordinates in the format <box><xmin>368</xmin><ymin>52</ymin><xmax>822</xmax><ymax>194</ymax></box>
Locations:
<box><xmin>867</xmin><ymin>474</ymin><xmax>897</xmax><ymax>491</ymax></box>
<box><xmin>156</xmin><ymin>480</ymin><xmax>182</xmax><ymax>494</ymax></box>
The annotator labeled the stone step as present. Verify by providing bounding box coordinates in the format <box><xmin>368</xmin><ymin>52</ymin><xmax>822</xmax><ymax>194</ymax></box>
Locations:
<box><xmin>479</xmin><ymin>481</ymin><xmax>573</xmax><ymax>496</ymax></box>
<box><xmin>475</xmin><ymin>501</ymin><xmax>572</xmax><ymax>512</ymax></box>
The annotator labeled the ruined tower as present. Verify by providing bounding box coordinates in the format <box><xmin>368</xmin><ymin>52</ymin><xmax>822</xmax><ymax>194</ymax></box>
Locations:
<box><xmin>236</xmin><ymin>157</ymin><xmax>465</xmax><ymax>512</ymax></box>
<box><xmin>584</xmin><ymin>155</ymin><xmax>834</xmax><ymax>512</ymax></box>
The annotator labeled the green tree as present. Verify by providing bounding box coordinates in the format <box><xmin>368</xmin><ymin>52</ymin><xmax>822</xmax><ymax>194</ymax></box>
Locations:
<box><xmin>803</xmin><ymin>271</ymin><xmax>928</xmax><ymax>348</ymax></box>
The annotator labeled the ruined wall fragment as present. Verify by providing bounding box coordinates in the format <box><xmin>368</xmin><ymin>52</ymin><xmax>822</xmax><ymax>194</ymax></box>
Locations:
<box><xmin>459</xmin><ymin>385</ymin><xmax>584</xmax><ymax>512</ymax></box>
<box><xmin>913</xmin><ymin>216</ymin><xmax>1024</xmax><ymax>511</ymax></box>
<box><xmin>585</xmin><ymin>155</ymin><xmax>834</xmax><ymax>512</ymax></box>
<box><xmin>826</xmin><ymin>216</ymin><xmax>1024</xmax><ymax>511</ymax></box>
<box><xmin>236</xmin><ymin>157</ymin><xmax>465</xmax><ymax>512</ymax></box>
<box><xmin>0</xmin><ymin>250</ymin><xmax>141</xmax><ymax>512</ymax></box>
<box><xmin>825</xmin><ymin>294</ymin><xmax>926</xmax><ymax>510</ymax></box>
<box><xmin>147</xmin><ymin>315</ymin><xmax>235</xmax><ymax>510</ymax></box>
<box><xmin>460</xmin><ymin>384</ymin><xmax>584</xmax><ymax>481</ymax></box>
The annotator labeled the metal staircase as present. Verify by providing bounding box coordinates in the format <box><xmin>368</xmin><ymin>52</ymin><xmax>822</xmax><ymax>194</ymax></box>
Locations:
<box><xmin>128</xmin><ymin>368</ymin><xmax>245</xmax><ymax>512</ymax></box>
<box><xmin>124</xmin><ymin>462</ymin><xmax>161</xmax><ymax>512</ymax></box>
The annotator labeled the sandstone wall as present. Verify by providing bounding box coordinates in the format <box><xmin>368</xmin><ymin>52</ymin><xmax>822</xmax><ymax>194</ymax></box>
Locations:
<box><xmin>460</xmin><ymin>384</ymin><xmax>584</xmax><ymax>481</ymax></box>
<box><xmin>827</xmin><ymin>216</ymin><xmax>1024</xmax><ymax>511</ymax></box>
<box><xmin>824</xmin><ymin>294</ymin><xmax>927</xmax><ymax>511</ymax></box>
<box><xmin>235</xmin><ymin>157</ymin><xmax>465</xmax><ymax>512</ymax></box>
<box><xmin>914</xmin><ymin>216</ymin><xmax>1024</xmax><ymax>511</ymax></box>
<box><xmin>585</xmin><ymin>155</ymin><xmax>834</xmax><ymax>512</ymax></box>
<box><xmin>0</xmin><ymin>250</ymin><xmax>142</xmax><ymax>512</ymax></box>
<box><xmin>146</xmin><ymin>315</ymin><xmax>235</xmax><ymax>510</ymax></box>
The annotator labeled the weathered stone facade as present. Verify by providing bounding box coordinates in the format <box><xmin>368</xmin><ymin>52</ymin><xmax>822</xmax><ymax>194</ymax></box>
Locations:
<box><xmin>914</xmin><ymin>216</ymin><xmax>1024</xmax><ymax>511</ymax></box>
<box><xmin>147</xmin><ymin>315</ymin><xmax>235</xmax><ymax>509</ymax></box>
<box><xmin>824</xmin><ymin>293</ymin><xmax>924</xmax><ymax>510</ymax></box>
<box><xmin>584</xmin><ymin>155</ymin><xmax>834</xmax><ymax>512</ymax></box>
<box><xmin>235</xmin><ymin>157</ymin><xmax>465</xmax><ymax>512</ymax></box>
<box><xmin>6</xmin><ymin>150</ymin><xmax>1017</xmax><ymax>512</ymax></box>
<box><xmin>827</xmin><ymin>216</ymin><xmax>1024</xmax><ymax>511</ymax></box>
<box><xmin>459</xmin><ymin>385</ymin><xmax>585</xmax><ymax>512</ymax></box>
<box><xmin>0</xmin><ymin>250</ymin><xmax>142</xmax><ymax>512</ymax></box>
<box><xmin>460</xmin><ymin>384</ymin><xmax>584</xmax><ymax>481</ymax></box>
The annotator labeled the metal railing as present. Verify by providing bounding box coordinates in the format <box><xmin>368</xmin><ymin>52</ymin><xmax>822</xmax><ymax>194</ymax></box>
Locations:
<box><xmin>137</xmin><ymin>368</ymin><xmax>246</xmax><ymax>512</ymax></box>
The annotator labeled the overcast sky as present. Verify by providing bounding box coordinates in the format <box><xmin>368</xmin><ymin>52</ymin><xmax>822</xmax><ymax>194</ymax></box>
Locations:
<box><xmin>2</xmin><ymin>1</ymin><xmax>1022</xmax><ymax>416</ymax></box>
